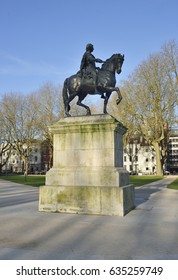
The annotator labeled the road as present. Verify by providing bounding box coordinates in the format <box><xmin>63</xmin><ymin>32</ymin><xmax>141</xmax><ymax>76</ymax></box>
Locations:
<box><xmin>0</xmin><ymin>177</ymin><xmax>178</xmax><ymax>260</ymax></box>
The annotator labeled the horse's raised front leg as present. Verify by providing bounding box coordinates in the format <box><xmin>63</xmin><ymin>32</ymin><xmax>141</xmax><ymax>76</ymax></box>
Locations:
<box><xmin>77</xmin><ymin>94</ymin><xmax>91</xmax><ymax>115</ymax></box>
<box><xmin>99</xmin><ymin>86</ymin><xmax>122</xmax><ymax>106</ymax></box>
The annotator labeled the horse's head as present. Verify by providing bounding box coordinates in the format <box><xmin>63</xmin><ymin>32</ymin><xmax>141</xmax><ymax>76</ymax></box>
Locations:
<box><xmin>115</xmin><ymin>53</ymin><xmax>124</xmax><ymax>74</ymax></box>
<box><xmin>101</xmin><ymin>53</ymin><xmax>124</xmax><ymax>74</ymax></box>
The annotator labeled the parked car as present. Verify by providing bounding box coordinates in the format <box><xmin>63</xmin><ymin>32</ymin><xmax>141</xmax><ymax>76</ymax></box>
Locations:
<box><xmin>129</xmin><ymin>171</ymin><xmax>138</xmax><ymax>175</ymax></box>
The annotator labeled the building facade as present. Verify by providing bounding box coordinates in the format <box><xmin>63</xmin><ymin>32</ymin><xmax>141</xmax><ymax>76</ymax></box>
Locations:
<box><xmin>1</xmin><ymin>141</ymin><xmax>48</xmax><ymax>174</ymax></box>
<box><xmin>1</xmin><ymin>129</ymin><xmax>178</xmax><ymax>175</ymax></box>
<box><xmin>167</xmin><ymin>129</ymin><xmax>178</xmax><ymax>174</ymax></box>
<box><xmin>123</xmin><ymin>136</ymin><xmax>156</xmax><ymax>175</ymax></box>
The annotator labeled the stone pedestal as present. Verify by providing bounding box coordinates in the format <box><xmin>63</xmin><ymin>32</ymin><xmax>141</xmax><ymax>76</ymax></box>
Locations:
<box><xmin>39</xmin><ymin>114</ymin><xmax>135</xmax><ymax>216</ymax></box>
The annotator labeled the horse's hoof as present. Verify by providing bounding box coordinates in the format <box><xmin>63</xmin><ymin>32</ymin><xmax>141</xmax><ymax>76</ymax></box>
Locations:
<box><xmin>86</xmin><ymin>110</ymin><xmax>91</xmax><ymax>116</ymax></box>
<box><xmin>65</xmin><ymin>112</ymin><xmax>71</xmax><ymax>117</ymax></box>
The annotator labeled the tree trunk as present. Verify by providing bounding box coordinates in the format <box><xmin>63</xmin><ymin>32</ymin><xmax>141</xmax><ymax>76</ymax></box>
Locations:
<box><xmin>22</xmin><ymin>157</ymin><xmax>28</xmax><ymax>181</ymax></box>
<box><xmin>153</xmin><ymin>142</ymin><xmax>163</xmax><ymax>175</ymax></box>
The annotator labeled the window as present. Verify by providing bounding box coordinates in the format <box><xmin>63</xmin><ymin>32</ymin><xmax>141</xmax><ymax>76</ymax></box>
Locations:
<box><xmin>35</xmin><ymin>156</ymin><xmax>38</xmax><ymax>162</ymax></box>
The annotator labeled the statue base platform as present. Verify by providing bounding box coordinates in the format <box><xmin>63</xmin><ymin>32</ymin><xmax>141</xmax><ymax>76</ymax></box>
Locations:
<box><xmin>39</xmin><ymin>184</ymin><xmax>134</xmax><ymax>216</ymax></box>
<box><xmin>39</xmin><ymin>114</ymin><xmax>135</xmax><ymax>216</ymax></box>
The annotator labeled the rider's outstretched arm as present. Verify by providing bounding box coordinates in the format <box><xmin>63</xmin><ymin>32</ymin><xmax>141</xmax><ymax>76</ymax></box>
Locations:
<box><xmin>95</xmin><ymin>58</ymin><xmax>105</xmax><ymax>63</ymax></box>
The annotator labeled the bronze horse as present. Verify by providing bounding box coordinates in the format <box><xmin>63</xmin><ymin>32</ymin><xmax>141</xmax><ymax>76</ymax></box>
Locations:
<box><xmin>62</xmin><ymin>53</ymin><xmax>124</xmax><ymax>116</ymax></box>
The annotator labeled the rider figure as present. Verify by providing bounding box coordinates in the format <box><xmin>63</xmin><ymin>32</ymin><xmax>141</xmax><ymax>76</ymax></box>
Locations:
<box><xmin>80</xmin><ymin>43</ymin><xmax>105</xmax><ymax>98</ymax></box>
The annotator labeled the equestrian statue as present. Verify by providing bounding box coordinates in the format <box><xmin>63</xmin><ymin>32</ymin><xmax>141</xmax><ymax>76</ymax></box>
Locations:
<box><xmin>62</xmin><ymin>43</ymin><xmax>124</xmax><ymax>116</ymax></box>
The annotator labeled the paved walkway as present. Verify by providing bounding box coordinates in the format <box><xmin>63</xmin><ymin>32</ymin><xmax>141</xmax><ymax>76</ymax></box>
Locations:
<box><xmin>0</xmin><ymin>176</ymin><xmax>178</xmax><ymax>260</ymax></box>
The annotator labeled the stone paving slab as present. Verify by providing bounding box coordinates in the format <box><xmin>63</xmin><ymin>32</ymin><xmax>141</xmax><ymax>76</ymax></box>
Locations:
<box><xmin>0</xmin><ymin>176</ymin><xmax>178</xmax><ymax>260</ymax></box>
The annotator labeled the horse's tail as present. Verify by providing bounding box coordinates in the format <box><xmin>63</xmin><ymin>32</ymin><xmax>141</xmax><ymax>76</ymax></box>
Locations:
<box><xmin>62</xmin><ymin>78</ymin><xmax>70</xmax><ymax>109</ymax></box>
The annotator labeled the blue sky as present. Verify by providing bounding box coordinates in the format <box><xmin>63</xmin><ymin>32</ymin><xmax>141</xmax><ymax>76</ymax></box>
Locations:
<box><xmin>0</xmin><ymin>0</ymin><xmax>178</xmax><ymax>95</ymax></box>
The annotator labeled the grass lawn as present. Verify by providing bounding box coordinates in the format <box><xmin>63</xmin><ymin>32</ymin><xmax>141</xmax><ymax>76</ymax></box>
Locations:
<box><xmin>167</xmin><ymin>178</ymin><xmax>178</xmax><ymax>190</ymax></box>
<box><xmin>1</xmin><ymin>174</ymin><xmax>163</xmax><ymax>188</ymax></box>
<box><xmin>130</xmin><ymin>175</ymin><xmax>164</xmax><ymax>187</ymax></box>
<box><xmin>0</xmin><ymin>175</ymin><xmax>45</xmax><ymax>187</ymax></box>
<box><xmin>1</xmin><ymin>174</ymin><xmax>177</xmax><ymax>189</ymax></box>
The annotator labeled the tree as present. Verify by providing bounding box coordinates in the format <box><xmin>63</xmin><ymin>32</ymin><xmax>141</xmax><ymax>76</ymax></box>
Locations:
<box><xmin>34</xmin><ymin>82</ymin><xmax>64</xmax><ymax>168</ymax></box>
<box><xmin>0</xmin><ymin>108</ymin><xmax>11</xmax><ymax>173</ymax></box>
<box><xmin>1</xmin><ymin>92</ymin><xmax>39</xmax><ymax>176</ymax></box>
<box><xmin>0</xmin><ymin>126</ymin><xmax>12</xmax><ymax>174</ymax></box>
<box><xmin>110</xmin><ymin>41</ymin><xmax>178</xmax><ymax>175</ymax></box>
